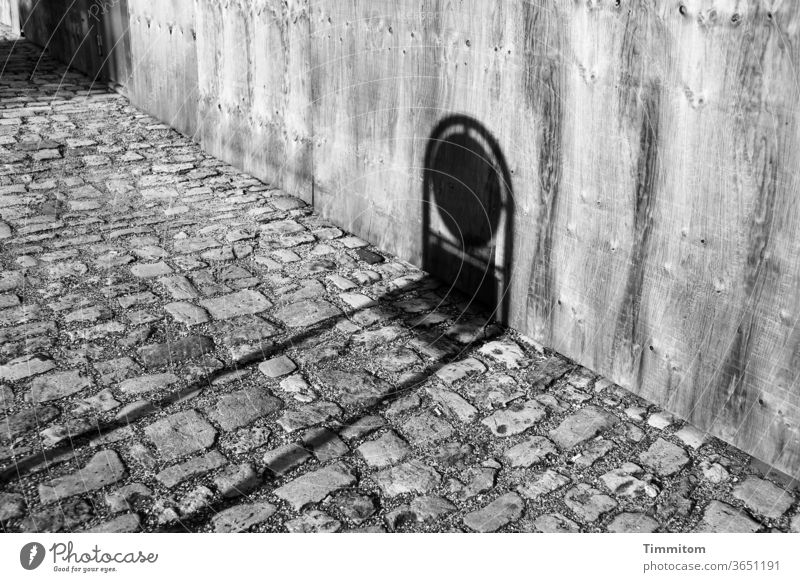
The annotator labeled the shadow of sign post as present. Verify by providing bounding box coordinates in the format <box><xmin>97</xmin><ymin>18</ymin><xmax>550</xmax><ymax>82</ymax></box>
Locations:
<box><xmin>422</xmin><ymin>115</ymin><xmax>515</xmax><ymax>325</ymax></box>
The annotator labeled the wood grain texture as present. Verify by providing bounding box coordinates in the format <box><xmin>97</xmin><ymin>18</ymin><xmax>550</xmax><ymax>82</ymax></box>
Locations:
<box><xmin>127</xmin><ymin>0</ymin><xmax>198</xmax><ymax>137</ymax></box>
<box><xmin>16</xmin><ymin>0</ymin><xmax>800</xmax><ymax>476</ymax></box>
<box><xmin>310</xmin><ymin>0</ymin><xmax>800</xmax><ymax>477</ymax></box>
<box><xmin>194</xmin><ymin>0</ymin><xmax>313</xmax><ymax>200</ymax></box>
<box><xmin>0</xmin><ymin>0</ymin><xmax>19</xmax><ymax>34</ymax></box>
<box><xmin>311</xmin><ymin>0</ymin><xmax>438</xmax><ymax>254</ymax></box>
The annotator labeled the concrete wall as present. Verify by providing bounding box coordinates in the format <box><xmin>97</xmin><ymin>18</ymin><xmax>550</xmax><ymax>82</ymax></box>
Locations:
<box><xmin>194</xmin><ymin>0</ymin><xmax>313</xmax><ymax>197</ymax></box>
<box><xmin>14</xmin><ymin>0</ymin><xmax>800</xmax><ymax>478</ymax></box>
<box><xmin>0</xmin><ymin>0</ymin><xmax>19</xmax><ymax>33</ymax></box>
<box><xmin>16</xmin><ymin>0</ymin><xmax>129</xmax><ymax>87</ymax></box>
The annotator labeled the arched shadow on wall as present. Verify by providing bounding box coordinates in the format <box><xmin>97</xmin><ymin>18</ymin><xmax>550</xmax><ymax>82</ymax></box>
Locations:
<box><xmin>422</xmin><ymin>115</ymin><xmax>514</xmax><ymax>324</ymax></box>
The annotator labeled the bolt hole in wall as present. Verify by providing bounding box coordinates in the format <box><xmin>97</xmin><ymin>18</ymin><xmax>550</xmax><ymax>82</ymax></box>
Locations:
<box><xmin>423</xmin><ymin>115</ymin><xmax>514</xmax><ymax>325</ymax></box>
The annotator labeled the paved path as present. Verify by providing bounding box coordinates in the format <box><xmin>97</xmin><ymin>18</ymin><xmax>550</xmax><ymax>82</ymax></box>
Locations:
<box><xmin>0</xmin><ymin>27</ymin><xmax>798</xmax><ymax>533</ymax></box>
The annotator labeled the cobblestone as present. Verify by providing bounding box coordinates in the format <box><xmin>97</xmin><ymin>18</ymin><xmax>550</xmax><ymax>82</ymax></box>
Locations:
<box><xmin>105</xmin><ymin>483</ymin><xmax>153</xmax><ymax>514</ymax></box>
<box><xmin>38</xmin><ymin>450</ymin><xmax>126</xmax><ymax>503</ymax></box>
<box><xmin>0</xmin><ymin>353</ymin><xmax>56</xmax><ymax>381</ymax></box>
<box><xmin>21</xmin><ymin>498</ymin><xmax>95</xmax><ymax>533</ymax></box>
<box><xmin>94</xmin><ymin>358</ymin><xmax>141</xmax><ymax>385</ymax></box>
<box><xmin>211</xmin><ymin>502</ymin><xmax>276</xmax><ymax>532</ymax></box>
<box><xmin>426</xmin><ymin>386</ymin><xmax>478</xmax><ymax>423</ymax></box>
<box><xmin>26</xmin><ymin>369</ymin><xmax>92</xmax><ymax>402</ymax></box>
<box><xmin>274</xmin><ymin>299</ymin><xmax>341</xmax><ymax>327</ymax></box>
<box><xmin>482</xmin><ymin>400</ymin><xmax>546</xmax><ymax>437</ymax></box>
<box><xmin>286</xmin><ymin>510</ymin><xmax>341</xmax><ymax>533</ymax></box>
<box><xmin>357</xmin><ymin>431</ymin><xmax>411</xmax><ymax>468</ymax></box>
<box><xmin>401</xmin><ymin>411</ymin><xmax>455</xmax><ymax>445</ymax></box>
<box><xmin>156</xmin><ymin>451</ymin><xmax>227</xmax><ymax>488</ymax></box>
<box><xmin>324</xmin><ymin>369</ymin><xmax>393</xmax><ymax>409</ymax></box>
<box><xmin>564</xmin><ymin>483</ymin><xmax>618</xmax><ymax>522</ymax></box>
<box><xmin>303</xmin><ymin>427</ymin><xmax>348</xmax><ymax>461</ymax></box>
<box><xmin>264</xmin><ymin>443</ymin><xmax>311</xmax><ymax>476</ymax></box>
<box><xmin>600</xmin><ymin>467</ymin><xmax>658</xmax><ymax>500</ymax></box>
<box><xmin>178</xmin><ymin>486</ymin><xmax>214</xmax><ymax>517</ymax></box>
<box><xmin>732</xmin><ymin>476</ymin><xmax>793</xmax><ymax>520</ymax></box>
<box><xmin>373</xmin><ymin>460</ymin><xmax>441</xmax><ymax>497</ymax></box>
<box><xmin>387</xmin><ymin>495</ymin><xmax>455</xmax><ymax>530</ymax></box>
<box><xmin>0</xmin><ymin>492</ymin><xmax>25</xmax><ymax>522</ymax></box>
<box><xmin>88</xmin><ymin>513</ymin><xmax>141</xmax><ymax>533</ymax></box>
<box><xmin>549</xmin><ymin>405</ymin><xmax>618</xmax><ymax>450</ymax></box>
<box><xmin>638</xmin><ymin>438</ymin><xmax>690</xmax><ymax>477</ymax></box>
<box><xmin>699</xmin><ymin>460</ymin><xmax>730</xmax><ymax>484</ymax></box>
<box><xmin>696</xmin><ymin>500</ymin><xmax>761</xmax><ymax>533</ymax></box>
<box><xmin>1</xmin><ymin>405</ymin><xmax>59</xmax><ymax>440</ymax></box>
<box><xmin>331</xmin><ymin>491</ymin><xmax>377</xmax><ymax>524</ymax></box>
<box><xmin>463</xmin><ymin>492</ymin><xmax>524</xmax><ymax>532</ymax></box>
<box><xmin>454</xmin><ymin>466</ymin><xmax>496</xmax><ymax>499</ymax></box>
<box><xmin>144</xmin><ymin>410</ymin><xmax>217</xmax><ymax>461</ymax></box>
<box><xmin>138</xmin><ymin>336</ymin><xmax>215</xmax><ymax>368</ymax></box>
<box><xmin>478</xmin><ymin>340</ymin><xmax>525</xmax><ymax>368</ymax></box>
<box><xmin>573</xmin><ymin>439</ymin><xmax>614</xmax><ymax>469</ymax></box>
<box><xmin>277</xmin><ymin>401</ymin><xmax>342</xmax><ymax>432</ymax></box>
<box><xmin>531</xmin><ymin>512</ymin><xmax>580</xmax><ymax>533</ymax></box>
<box><xmin>131</xmin><ymin>262</ymin><xmax>173</xmax><ymax>278</ymax></box>
<box><xmin>504</xmin><ymin>436</ymin><xmax>558</xmax><ymax>468</ymax></box>
<box><xmin>259</xmin><ymin>355</ymin><xmax>297</xmax><ymax>378</ymax></box>
<box><xmin>340</xmin><ymin>415</ymin><xmax>385</xmax><ymax>441</ymax></box>
<box><xmin>274</xmin><ymin>462</ymin><xmax>356</xmax><ymax>510</ymax></box>
<box><xmin>165</xmin><ymin>301</ymin><xmax>209</xmax><ymax>326</ymax></box>
<box><xmin>205</xmin><ymin>387</ymin><xmax>282</xmax><ymax>431</ymax></box>
<box><xmin>213</xmin><ymin>463</ymin><xmax>261</xmax><ymax>498</ymax></box>
<box><xmin>200</xmin><ymin>290</ymin><xmax>271</xmax><ymax>320</ymax></box>
<box><xmin>0</xmin><ymin>28</ymin><xmax>795</xmax><ymax>535</ymax></box>
<box><xmin>675</xmin><ymin>425</ymin><xmax>707</xmax><ymax>449</ymax></box>
<box><xmin>607</xmin><ymin>512</ymin><xmax>659</xmax><ymax>533</ymax></box>
<box><xmin>435</xmin><ymin>358</ymin><xmax>486</xmax><ymax>384</ymax></box>
<box><xmin>119</xmin><ymin>373</ymin><xmax>179</xmax><ymax>396</ymax></box>
<box><xmin>518</xmin><ymin>469</ymin><xmax>571</xmax><ymax>500</ymax></box>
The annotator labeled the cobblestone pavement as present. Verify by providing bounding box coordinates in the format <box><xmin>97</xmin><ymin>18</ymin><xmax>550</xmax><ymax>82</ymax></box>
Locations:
<box><xmin>1</xmin><ymin>28</ymin><xmax>799</xmax><ymax>534</ymax></box>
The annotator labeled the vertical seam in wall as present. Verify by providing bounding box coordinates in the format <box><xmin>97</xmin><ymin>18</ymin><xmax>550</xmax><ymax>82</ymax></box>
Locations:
<box><xmin>308</xmin><ymin>1</ymin><xmax>315</xmax><ymax>210</ymax></box>
<box><xmin>193</xmin><ymin>0</ymin><xmax>200</xmax><ymax>143</ymax></box>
